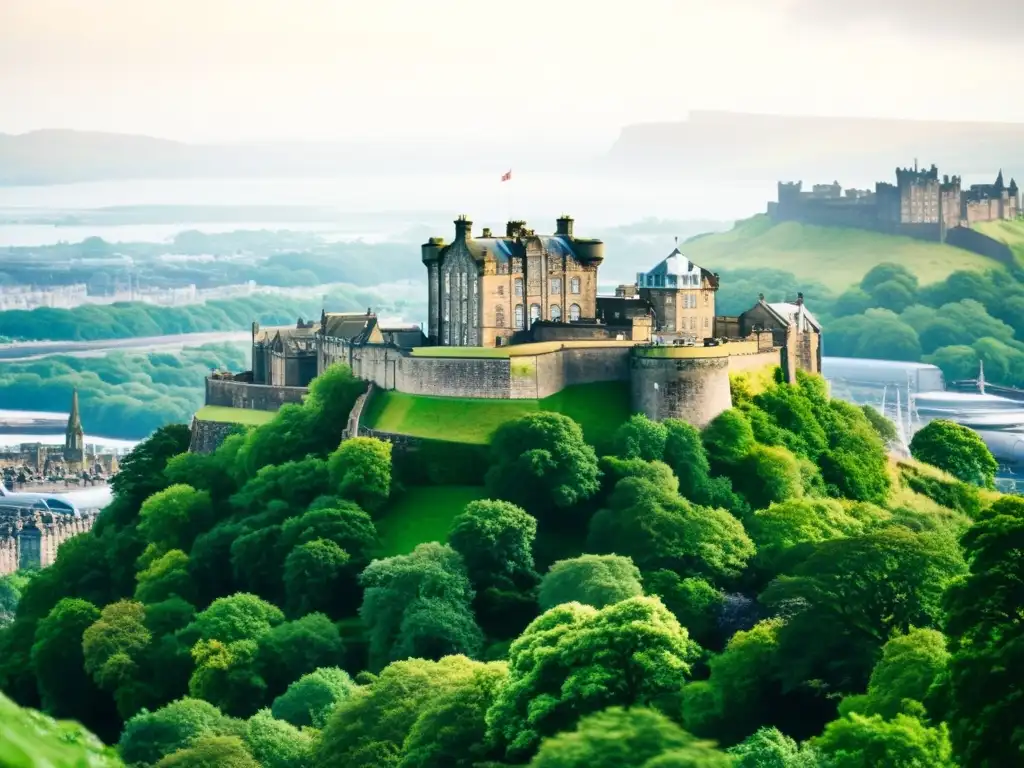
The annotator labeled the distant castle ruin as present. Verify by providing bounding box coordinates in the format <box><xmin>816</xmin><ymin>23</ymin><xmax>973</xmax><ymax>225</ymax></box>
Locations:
<box><xmin>768</xmin><ymin>162</ymin><xmax>1020</xmax><ymax>246</ymax></box>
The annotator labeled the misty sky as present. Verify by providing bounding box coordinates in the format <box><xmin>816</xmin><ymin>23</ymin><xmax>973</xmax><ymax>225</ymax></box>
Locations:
<box><xmin>1</xmin><ymin>0</ymin><xmax>1021</xmax><ymax>144</ymax></box>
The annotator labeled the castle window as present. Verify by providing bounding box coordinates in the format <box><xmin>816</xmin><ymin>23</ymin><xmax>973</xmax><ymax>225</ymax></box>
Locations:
<box><xmin>551</xmin><ymin>304</ymin><xmax>562</xmax><ymax>322</ymax></box>
<box><xmin>550</xmin><ymin>278</ymin><xmax>561</xmax><ymax>295</ymax></box>
<box><xmin>690</xmin><ymin>317</ymin><xmax>696</xmax><ymax>330</ymax></box>
<box><xmin>498</xmin><ymin>285</ymin><xmax>504</xmax><ymax>296</ymax></box>
<box><xmin>569</xmin><ymin>303</ymin><xmax>581</xmax><ymax>322</ymax></box>
<box><xmin>704</xmin><ymin>292</ymin><xmax>709</xmax><ymax>305</ymax></box>
<box><xmin>570</xmin><ymin>277</ymin><xmax>581</xmax><ymax>294</ymax></box>
<box><xmin>704</xmin><ymin>316</ymin><xmax>709</xmax><ymax>328</ymax></box>
<box><xmin>514</xmin><ymin>304</ymin><xmax>524</xmax><ymax>330</ymax></box>
<box><xmin>529</xmin><ymin>304</ymin><xmax>541</xmax><ymax>327</ymax></box>
<box><xmin>444</xmin><ymin>272</ymin><xmax>451</xmax><ymax>294</ymax></box>
<box><xmin>515</xmin><ymin>278</ymin><xmax>523</xmax><ymax>297</ymax></box>
<box><xmin>495</xmin><ymin>306</ymin><xmax>506</xmax><ymax>327</ymax></box>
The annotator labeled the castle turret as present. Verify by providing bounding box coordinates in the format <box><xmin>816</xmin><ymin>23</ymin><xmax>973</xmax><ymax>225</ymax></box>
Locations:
<box><xmin>996</xmin><ymin>170</ymin><xmax>1005</xmax><ymax>191</ymax></box>
<box><xmin>555</xmin><ymin>215</ymin><xmax>575</xmax><ymax>237</ymax></box>
<box><xmin>454</xmin><ymin>215</ymin><xmax>472</xmax><ymax>241</ymax></box>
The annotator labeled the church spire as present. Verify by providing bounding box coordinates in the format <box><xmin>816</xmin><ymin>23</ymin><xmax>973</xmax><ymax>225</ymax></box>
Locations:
<box><xmin>67</xmin><ymin>389</ymin><xmax>82</xmax><ymax>434</ymax></box>
<box><xmin>996</xmin><ymin>169</ymin><xmax>1005</xmax><ymax>190</ymax></box>
<box><xmin>64</xmin><ymin>389</ymin><xmax>85</xmax><ymax>466</ymax></box>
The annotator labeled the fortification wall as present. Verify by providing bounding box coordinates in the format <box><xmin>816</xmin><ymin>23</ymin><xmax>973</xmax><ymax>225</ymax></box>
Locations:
<box><xmin>0</xmin><ymin>510</ymin><xmax>98</xmax><ymax>575</ymax></box>
<box><xmin>945</xmin><ymin>226</ymin><xmax>1015</xmax><ymax>266</ymax></box>
<box><xmin>727</xmin><ymin>348</ymin><xmax>782</xmax><ymax>374</ymax></box>
<box><xmin>206</xmin><ymin>378</ymin><xmax>308</xmax><ymax>411</ymax></box>
<box><xmin>188</xmin><ymin>419</ymin><xmax>241</xmax><ymax>454</ymax></box>
<box><xmin>630</xmin><ymin>347</ymin><xmax>733</xmax><ymax>428</ymax></box>
<box><xmin>529</xmin><ymin>346</ymin><xmax>631</xmax><ymax>399</ymax></box>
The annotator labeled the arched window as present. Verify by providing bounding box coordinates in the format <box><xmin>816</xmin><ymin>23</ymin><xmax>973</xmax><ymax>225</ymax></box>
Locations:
<box><xmin>570</xmin><ymin>277</ymin><xmax>581</xmax><ymax>294</ymax></box>
<box><xmin>514</xmin><ymin>278</ymin><xmax>524</xmax><ymax>297</ymax></box>
<box><xmin>569</xmin><ymin>303</ymin><xmax>581</xmax><ymax>322</ymax></box>
<box><xmin>514</xmin><ymin>304</ymin><xmax>525</xmax><ymax>330</ymax></box>
<box><xmin>495</xmin><ymin>306</ymin><xmax>506</xmax><ymax>327</ymax></box>
<box><xmin>529</xmin><ymin>304</ymin><xmax>541</xmax><ymax>326</ymax></box>
<box><xmin>550</xmin><ymin>304</ymin><xmax>562</xmax><ymax>322</ymax></box>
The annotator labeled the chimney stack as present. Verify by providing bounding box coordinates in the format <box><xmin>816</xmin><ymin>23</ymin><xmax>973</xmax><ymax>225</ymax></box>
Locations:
<box><xmin>481</xmin><ymin>227</ymin><xmax>492</xmax><ymax>238</ymax></box>
<box><xmin>454</xmin><ymin>215</ymin><xmax>472</xmax><ymax>241</ymax></box>
<box><xmin>796</xmin><ymin>292</ymin><xmax>804</xmax><ymax>305</ymax></box>
<box><xmin>555</xmin><ymin>214</ymin><xmax>574</xmax><ymax>237</ymax></box>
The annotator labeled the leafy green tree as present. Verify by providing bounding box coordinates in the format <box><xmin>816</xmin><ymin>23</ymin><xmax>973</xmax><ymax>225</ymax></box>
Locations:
<box><xmin>400</xmin><ymin>660</ymin><xmax>508</xmax><ymax>768</ymax></box>
<box><xmin>942</xmin><ymin>495</ymin><xmax>1024</xmax><ymax>766</ymax></box>
<box><xmin>164</xmin><ymin>449</ymin><xmax>241</xmax><ymax>509</ymax></box>
<box><xmin>155</xmin><ymin>736</ymin><xmax>259</xmax><ymax>768</ymax></box>
<box><xmin>243</xmin><ymin>710</ymin><xmax>316</xmax><ymax>768</ymax></box>
<box><xmin>737</xmin><ymin>444</ymin><xmax>805</xmax><ymax>510</ymax></box>
<box><xmin>588</xmin><ymin>477</ymin><xmax>754</xmax><ymax>580</ymax></box>
<box><xmin>861</xmin><ymin>263</ymin><xmax>918</xmax><ymax>295</ymax></box>
<box><xmin>360</xmin><ymin>543</ymin><xmax>482</xmax><ymax>670</ymax></box>
<box><xmin>270</xmin><ymin>667</ymin><xmax>355</xmax><ymax>729</ymax></box>
<box><xmin>839</xmin><ymin>628</ymin><xmax>949</xmax><ymax>721</ymax></box>
<box><xmin>860</xmin><ymin>405</ymin><xmax>897</xmax><ymax>443</ymax></box>
<box><xmin>138</xmin><ymin>485</ymin><xmax>215</xmax><ymax>553</ymax></box>
<box><xmin>255</xmin><ymin>613</ymin><xmax>346</xmax><ymax>699</ymax></box>
<box><xmin>811</xmin><ymin>713</ymin><xmax>955</xmax><ymax>767</ymax></box>
<box><xmin>136</xmin><ymin>550</ymin><xmax>196</xmax><ymax>605</ymax></box>
<box><xmin>529</xmin><ymin>706</ymin><xmax>731</xmax><ymax>768</ymax></box>
<box><xmin>188</xmin><ymin>522</ymin><xmax>248</xmax><ymax>607</ymax></box>
<box><xmin>0</xmin><ymin>571</ymin><xmax>31</xmax><ymax>629</ymax></box>
<box><xmin>909</xmin><ymin>419</ymin><xmax>998</xmax><ymax>488</ymax></box>
<box><xmin>728</xmin><ymin>727</ymin><xmax>820</xmax><ymax>768</ymax></box>
<box><xmin>105</xmin><ymin>424</ymin><xmax>192</xmax><ymax>527</ymax></box>
<box><xmin>188</xmin><ymin>639</ymin><xmax>267</xmax><ymax>718</ymax></box>
<box><xmin>663</xmin><ymin>419</ymin><xmax>747</xmax><ymax>515</ymax></box>
<box><xmin>315</xmin><ymin>656</ymin><xmax>492</xmax><ymax>768</ymax></box>
<box><xmin>538</xmin><ymin>554</ymin><xmax>643</xmax><ymax>611</ymax></box>
<box><xmin>701</xmin><ymin>410</ymin><xmax>755</xmax><ymax>470</ymax></box>
<box><xmin>229</xmin><ymin>526</ymin><xmax>287</xmax><ymax>604</ymax></box>
<box><xmin>180</xmin><ymin>593</ymin><xmax>284</xmax><ymax>646</ymax></box>
<box><xmin>761</xmin><ymin>529</ymin><xmax>966</xmax><ymax>694</ymax></box>
<box><xmin>30</xmin><ymin>598</ymin><xmax>109</xmax><ymax>727</ymax></box>
<box><xmin>83</xmin><ymin>600</ymin><xmax>154</xmax><ymax>720</ymax></box>
<box><xmin>283</xmin><ymin>539</ymin><xmax>352</xmax><ymax>617</ymax></box>
<box><xmin>118</xmin><ymin>697</ymin><xmax>241</xmax><ymax>768</ymax></box>
<box><xmin>327</xmin><ymin>437</ymin><xmax>392</xmax><ymax>514</ymax></box>
<box><xmin>229</xmin><ymin>458</ymin><xmax>331</xmax><ymax>520</ymax></box>
<box><xmin>486</xmin><ymin>412</ymin><xmax>601</xmax><ymax>515</ymax></box>
<box><xmin>0</xmin><ymin>691</ymin><xmax>122</xmax><ymax>768</ymax></box>
<box><xmin>280</xmin><ymin>498</ymin><xmax>378</xmax><ymax>568</ymax></box>
<box><xmin>612</xmin><ymin>414</ymin><xmax>668</xmax><ymax>461</ymax></box>
<box><xmin>486</xmin><ymin>596</ymin><xmax>701</xmax><ymax>762</ymax></box>
<box><xmin>448</xmin><ymin>499</ymin><xmax>538</xmax><ymax>590</ymax></box>
<box><xmin>643</xmin><ymin>571</ymin><xmax>725</xmax><ymax>650</ymax></box>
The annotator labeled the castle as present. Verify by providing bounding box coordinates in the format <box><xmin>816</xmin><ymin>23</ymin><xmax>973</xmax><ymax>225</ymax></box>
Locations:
<box><xmin>768</xmin><ymin>162</ymin><xmax>1020</xmax><ymax>243</ymax></box>
<box><xmin>196</xmin><ymin>216</ymin><xmax>823</xmax><ymax>451</ymax></box>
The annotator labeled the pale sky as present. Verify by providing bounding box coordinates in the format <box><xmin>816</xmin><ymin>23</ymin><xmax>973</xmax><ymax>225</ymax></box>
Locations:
<box><xmin>1</xmin><ymin>0</ymin><xmax>1021</xmax><ymax>144</ymax></box>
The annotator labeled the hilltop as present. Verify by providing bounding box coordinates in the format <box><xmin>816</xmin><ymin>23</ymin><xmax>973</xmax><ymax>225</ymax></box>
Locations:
<box><xmin>682</xmin><ymin>215</ymin><xmax>1004</xmax><ymax>291</ymax></box>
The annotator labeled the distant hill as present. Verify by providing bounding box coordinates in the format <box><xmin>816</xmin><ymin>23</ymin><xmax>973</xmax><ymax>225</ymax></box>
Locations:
<box><xmin>605</xmin><ymin>111</ymin><xmax>1024</xmax><ymax>182</ymax></box>
<box><xmin>0</xmin><ymin>130</ymin><xmax>593</xmax><ymax>186</ymax></box>
<box><xmin>682</xmin><ymin>215</ymin><xmax>1004</xmax><ymax>291</ymax></box>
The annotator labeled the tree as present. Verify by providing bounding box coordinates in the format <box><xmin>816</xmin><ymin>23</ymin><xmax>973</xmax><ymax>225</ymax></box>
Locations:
<box><xmin>0</xmin><ymin>691</ymin><xmax>122</xmax><ymax>768</ymax></box>
<box><xmin>136</xmin><ymin>549</ymin><xmax>196</xmax><ymax>605</ymax></box>
<box><xmin>82</xmin><ymin>600</ymin><xmax>154</xmax><ymax>720</ymax></box>
<box><xmin>448</xmin><ymin>499</ymin><xmax>538</xmax><ymax>590</ymax></box>
<box><xmin>736</xmin><ymin>444</ymin><xmax>805</xmax><ymax>511</ymax></box>
<box><xmin>138</xmin><ymin>484</ymin><xmax>215</xmax><ymax>553</ymax></box>
<box><xmin>486</xmin><ymin>412</ymin><xmax>601</xmax><ymax>515</ymax></box>
<box><xmin>280</xmin><ymin>499</ymin><xmax>378</xmax><ymax>570</ymax></box>
<box><xmin>812</xmin><ymin>713</ymin><xmax>956</xmax><ymax>767</ymax></box>
<box><xmin>327</xmin><ymin>437</ymin><xmax>392</xmax><ymax>514</ymax></box>
<box><xmin>588</xmin><ymin>477</ymin><xmax>754</xmax><ymax>580</ymax></box>
<box><xmin>860</xmin><ymin>405</ymin><xmax>897</xmax><ymax>443</ymax></box>
<box><xmin>255</xmin><ymin>613</ymin><xmax>346</xmax><ymax>699</ymax></box>
<box><xmin>180</xmin><ymin>593</ymin><xmax>284</xmax><ymax>646</ymax></box>
<box><xmin>761</xmin><ymin>529</ymin><xmax>966</xmax><ymax>694</ymax></box>
<box><xmin>243</xmin><ymin>710</ymin><xmax>316</xmax><ymax>768</ymax></box>
<box><xmin>283</xmin><ymin>539</ymin><xmax>352</xmax><ymax>617</ymax></box>
<box><xmin>30</xmin><ymin>598</ymin><xmax>107</xmax><ymax>725</ymax></box>
<box><xmin>942</xmin><ymin>495</ymin><xmax>1024</xmax><ymax>766</ymax></box>
<box><xmin>909</xmin><ymin>419</ymin><xmax>998</xmax><ymax>488</ymax></box>
<box><xmin>359</xmin><ymin>543</ymin><xmax>482</xmax><ymax>670</ymax></box>
<box><xmin>663</xmin><ymin>420</ymin><xmax>746</xmax><ymax>515</ymax></box>
<box><xmin>105</xmin><ymin>424</ymin><xmax>192</xmax><ymax>526</ymax></box>
<box><xmin>118</xmin><ymin>697</ymin><xmax>241</xmax><ymax>768</ymax></box>
<box><xmin>155</xmin><ymin>736</ymin><xmax>259</xmax><ymax>768</ymax></box>
<box><xmin>189</xmin><ymin>639</ymin><xmax>267</xmax><ymax>718</ymax></box>
<box><xmin>486</xmin><ymin>596</ymin><xmax>701</xmax><ymax>762</ymax></box>
<box><xmin>0</xmin><ymin>571</ymin><xmax>31</xmax><ymax>629</ymax></box>
<box><xmin>701</xmin><ymin>410</ymin><xmax>755</xmax><ymax>471</ymax></box>
<box><xmin>643</xmin><ymin>571</ymin><xmax>724</xmax><ymax>650</ymax></box>
<box><xmin>538</xmin><ymin>554</ymin><xmax>643</xmax><ymax>611</ymax></box>
<box><xmin>728</xmin><ymin>727</ymin><xmax>820</xmax><ymax>768</ymax></box>
<box><xmin>612</xmin><ymin>414</ymin><xmax>668</xmax><ymax>462</ymax></box>
<box><xmin>229</xmin><ymin>458</ymin><xmax>332</xmax><ymax>520</ymax></box>
<box><xmin>315</xmin><ymin>656</ymin><xmax>493</xmax><ymax>768</ymax></box>
<box><xmin>861</xmin><ymin>263</ymin><xmax>918</xmax><ymax>295</ymax></box>
<box><xmin>529</xmin><ymin>706</ymin><xmax>731</xmax><ymax>768</ymax></box>
<box><xmin>271</xmin><ymin>667</ymin><xmax>355</xmax><ymax>729</ymax></box>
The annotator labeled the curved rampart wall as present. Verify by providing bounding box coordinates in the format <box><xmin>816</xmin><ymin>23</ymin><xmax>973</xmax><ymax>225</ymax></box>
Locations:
<box><xmin>630</xmin><ymin>348</ymin><xmax>734</xmax><ymax>428</ymax></box>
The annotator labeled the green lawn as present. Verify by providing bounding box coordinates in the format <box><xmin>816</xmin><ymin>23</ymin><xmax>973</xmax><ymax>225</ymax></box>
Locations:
<box><xmin>375</xmin><ymin>486</ymin><xmax>487</xmax><ymax>557</ymax></box>
<box><xmin>194</xmin><ymin>405</ymin><xmax>276</xmax><ymax>426</ymax></box>
<box><xmin>972</xmin><ymin>219</ymin><xmax>1024</xmax><ymax>266</ymax></box>
<box><xmin>363</xmin><ymin>381</ymin><xmax>631</xmax><ymax>449</ymax></box>
<box><xmin>684</xmin><ymin>215</ymin><xmax>1002</xmax><ymax>291</ymax></box>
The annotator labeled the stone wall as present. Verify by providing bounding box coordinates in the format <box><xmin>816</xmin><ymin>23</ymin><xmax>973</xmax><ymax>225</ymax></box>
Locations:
<box><xmin>944</xmin><ymin>226</ymin><xmax>1015</xmax><ymax>266</ymax></box>
<box><xmin>206</xmin><ymin>378</ymin><xmax>308</xmax><ymax>411</ymax></box>
<box><xmin>0</xmin><ymin>509</ymin><xmax>98</xmax><ymax>575</ymax></box>
<box><xmin>630</xmin><ymin>348</ymin><xmax>733</xmax><ymax>428</ymax></box>
<box><xmin>188</xmin><ymin>419</ymin><xmax>242</xmax><ymax>454</ymax></box>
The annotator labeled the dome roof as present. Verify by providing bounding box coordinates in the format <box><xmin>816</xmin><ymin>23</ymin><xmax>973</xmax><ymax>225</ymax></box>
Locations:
<box><xmin>644</xmin><ymin>248</ymin><xmax>704</xmax><ymax>277</ymax></box>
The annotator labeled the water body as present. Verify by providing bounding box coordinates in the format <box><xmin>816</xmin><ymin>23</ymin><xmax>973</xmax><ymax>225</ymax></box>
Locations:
<box><xmin>0</xmin><ymin>331</ymin><xmax>251</xmax><ymax>362</ymax></box>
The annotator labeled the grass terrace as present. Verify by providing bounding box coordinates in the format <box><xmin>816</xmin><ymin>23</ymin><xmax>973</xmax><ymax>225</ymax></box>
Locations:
<box><xmin>971</xmin><ymin>219</ymin><xmax>1024</xmax><ymax>266</ymax></box>
<box><xmin>194</xmin><ymin>405</ymin><xmax>277</xmax><ymax>427</ymax></box>
<box><xmin>375</xmin><ymin>485</ymin><xmax>488</xmax><ymax>557</ymax></box>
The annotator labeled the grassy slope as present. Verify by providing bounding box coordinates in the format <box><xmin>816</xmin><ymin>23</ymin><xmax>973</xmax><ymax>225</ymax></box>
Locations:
<box><xmin>375</xmin><ymin>485</ymin><xmax>487</xmax><ymax>557</ymax></box>
<box><xmin>194</xmin><ymin>405</ymin><xmax>277</xmax><ymax>426</ymax></box>
<box><xmin>363</xmin><ymin>381</ymin><xmax>630</xmax><ymax>449</ymax></box>
<box><xmin>684</xmin><ymin>215</ymin><xmax>1001</xmax><ymax>291</ymax></box>
<box><xmin>971</xmin><ymin>219</ymin><xmax>1024</xmax><ymax>266</ymax></box>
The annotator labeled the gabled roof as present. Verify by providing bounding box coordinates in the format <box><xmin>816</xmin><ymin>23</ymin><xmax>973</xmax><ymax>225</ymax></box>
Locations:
<box><xmin>379</xmin><ymin>325</ymin><xmax>426</xmax><ymax>349</ymax></box>
<box><xmin>764</xmin><ymin>300</ymin><xmax>821</xmax><ymax>332</ymax></box>
<box><xmin>322</xmin><ymin>312</ymin><xmax>376</xmax><ymax>340</ymax></box>
<box><xmin>640</xmin><ymin>247</ymin><xmax>718</xmax><ymax>287</ymax></box>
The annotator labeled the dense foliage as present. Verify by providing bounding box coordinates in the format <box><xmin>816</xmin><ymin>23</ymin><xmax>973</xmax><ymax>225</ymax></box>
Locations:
<box><xmin>0</xmin><ymin>362</ymin><xmax>1014</xmax><ymax>767</ymax></box>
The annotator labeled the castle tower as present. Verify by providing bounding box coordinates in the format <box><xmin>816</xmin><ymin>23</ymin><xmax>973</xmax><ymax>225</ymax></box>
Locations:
<box><xmin>63</xmin><ymin>389</ymin><xmax>85</xmax><ymax>468</ymax></box>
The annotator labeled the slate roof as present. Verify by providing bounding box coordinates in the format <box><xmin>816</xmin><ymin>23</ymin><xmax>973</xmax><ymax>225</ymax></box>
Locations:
<box><xmin>322</xmin><ymin>312</ymin><xmax>377</xmax><ymax>340</ymax></box>
<box><xmin>254</xmin><ymin>324</ymin><xmax>317</xmax><ymax>354</ymax></box>
<box><xmin>379</xmin><ymin>324</ymin><xmax>426</xmax><ymax>348</ymax></box>
<box><xmin>765</xmin><ymin>301</ymin><xmax>821</xmax><ymax>332</ymax></box>
<box><xmin>640</xmin><ymin>247</ymin><xmax>719</xmax><ymax>288</ymax></box>
<box><xmin>462</xmin><ymin>234</ymin><xmax>601</xmax><ymax>265</ymax></box>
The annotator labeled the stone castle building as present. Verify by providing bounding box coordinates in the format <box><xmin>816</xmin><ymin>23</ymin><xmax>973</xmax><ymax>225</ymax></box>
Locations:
<box><xmin>769</xmin><ymin>162</ymin><xmax>1020</xmax><ymax>244</ymax></box>
<box><xmin>198</xmin><ymin>214</ymin><xmax>824</xmax><ymax>452</ymax></box>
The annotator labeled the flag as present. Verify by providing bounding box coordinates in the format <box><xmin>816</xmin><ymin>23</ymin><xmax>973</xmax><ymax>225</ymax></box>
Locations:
<box><xmin>501</xmin><ymin>169</ymin><xmax>512</xmax><ymax>182</ymax></box>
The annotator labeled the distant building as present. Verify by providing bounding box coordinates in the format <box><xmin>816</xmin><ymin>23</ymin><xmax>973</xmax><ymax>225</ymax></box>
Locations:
<box><xmin>421</xmin><ymin>215</ymin><xmax>605</xmax><ymax>347</ymax></box>
<box><xmin>635</xmin><ymin>246</ymin><xmax>719</xmax><ymax>341</ymax></box>
<box><xmin>63</xmin><ymin>390</ymin><xmax>84</xmax><ymax>468</ymax></box>
<box><xmin>251</xmin><ymin>318</ymin><xmax>318</xmax><ymax>388</ymax></box>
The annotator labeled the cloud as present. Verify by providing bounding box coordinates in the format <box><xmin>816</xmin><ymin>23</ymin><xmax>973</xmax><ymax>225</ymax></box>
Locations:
<box><xmin>786</xmin><ymin>0</ymin><xmax>1024</xmax><ymax>42</ymax></box>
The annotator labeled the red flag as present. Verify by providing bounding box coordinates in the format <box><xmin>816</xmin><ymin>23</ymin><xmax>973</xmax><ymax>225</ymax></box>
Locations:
<box><xmin>501</xmin><ymin>169</ymin><xmax>512</xmax><ymax>182</ymax></box>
